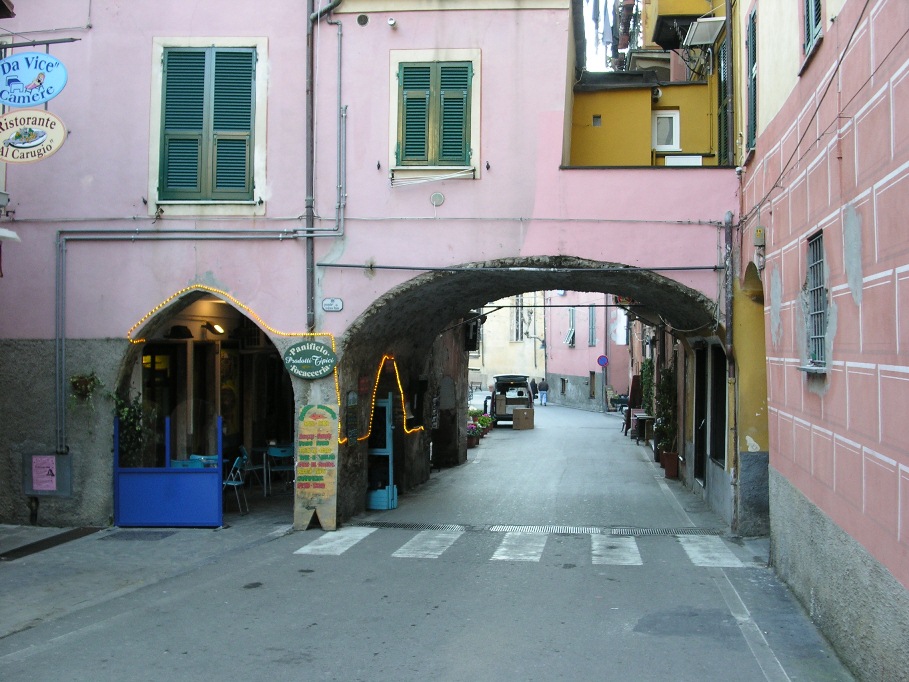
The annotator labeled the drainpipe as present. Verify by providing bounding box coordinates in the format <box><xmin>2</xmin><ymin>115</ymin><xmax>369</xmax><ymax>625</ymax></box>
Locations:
<box><xmin>306</xmin><ymin>0</ymin><xmax>344</xmax><ymax>332</ymax></box>
<box><xmin>724</xmin><ymin>210</ymin><xmax>735</xmax><ymax>378</ymax></box>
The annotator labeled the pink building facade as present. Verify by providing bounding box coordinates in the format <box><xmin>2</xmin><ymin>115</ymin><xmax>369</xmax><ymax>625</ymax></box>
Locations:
<box><xmin>738</xmin><ymin>0</ymin><xmax>909</xmax><ymax>675</ymax></box>
<box><xmin>543</xmin><ymin>290</ymin><xmax>631</xmax><ymax>410</ymax></box>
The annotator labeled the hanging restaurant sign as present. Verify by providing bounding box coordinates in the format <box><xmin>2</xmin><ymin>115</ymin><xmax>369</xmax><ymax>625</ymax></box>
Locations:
<box><xmin>0</xmin><ymin>52</ymin><xmax>68</xmax><ymax>107</ymax></box>
<box><xmin>283</xmin><ymin>341</ymin><xmax>337</xmax><ymax>380</ymax></box>
<box><xmin>0</xmin><ymin>109</ymin><xmax>67</xmax><ymax>163</ymax></box>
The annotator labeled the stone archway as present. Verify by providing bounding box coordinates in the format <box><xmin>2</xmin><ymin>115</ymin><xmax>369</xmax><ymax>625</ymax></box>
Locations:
<box><xmin>328</xmin><ymin>255</ymin><xmax>721</xmax><ymax>522</ymax></box>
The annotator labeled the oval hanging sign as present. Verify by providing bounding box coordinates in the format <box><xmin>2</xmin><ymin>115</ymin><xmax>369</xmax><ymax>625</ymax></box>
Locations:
<box><xmin>0</xmin><ymin>52</ymin><xmax>68</xmax><ymax>107</ymax></box>
<box><xmin>0</xmin><ymin>109</ymin><xmax>67</xmax><ymax>163</ymax></box>
<box><xmin>283</xmin><ymin>341</ymin><xmax>337</xmax><ymax>380</ymax></box>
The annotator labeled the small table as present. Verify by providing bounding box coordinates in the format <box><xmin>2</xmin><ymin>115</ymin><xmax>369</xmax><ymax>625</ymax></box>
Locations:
<box><xmin>632</xmin><ymin>414</ymin><xmax>654</xmax><ymax>445</ymax></box>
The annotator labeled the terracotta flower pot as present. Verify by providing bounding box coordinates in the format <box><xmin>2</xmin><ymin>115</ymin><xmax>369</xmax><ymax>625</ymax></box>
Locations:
<box><xmin>661</xmin><ymin>451</ymin><xmax>679</xmax><ymax>479</ymax></box>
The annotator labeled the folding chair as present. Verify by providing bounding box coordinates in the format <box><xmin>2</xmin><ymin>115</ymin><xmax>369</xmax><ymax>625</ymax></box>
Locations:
<box><xmin>265</xmin><ymin>445</ymin><xmax>294</xmax><ymax>496</ymax></box>
<box><xmin>223</xmin><ymin>456</ymin><xmax>249</xmax><ymax>514</ymax></box>
<box><xmin>239</xmin><ymin>445</ymin><xmax>264</xmax><ymax>491</ymax></box>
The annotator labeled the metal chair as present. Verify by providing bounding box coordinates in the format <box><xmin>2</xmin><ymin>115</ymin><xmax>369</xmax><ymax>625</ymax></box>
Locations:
<box><xmin>223</xmin><ymin>456</ymin><xmax>248</xmax><ymax>514</ymax></box>
<box><xmin>265</xmin><ymin>445</ymin><xmax>294</xmax><ymax>496</ymax></box>
<box><xmin>239</xmin><ymin>445</ymin><xmax>264</xmax><ymax>491</ymax></box>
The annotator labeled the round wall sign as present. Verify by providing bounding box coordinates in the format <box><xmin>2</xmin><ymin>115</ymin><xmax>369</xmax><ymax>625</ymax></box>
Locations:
<box><xmin>0</xmin><ymin>109</ymin><xmax>67</xmax><ymax>164</ymax></box>
<box><xmin>0</xmin><ymin>52</ymin><xmax>68</xmax><ymax>108</ymax></box>
<box><xmin>597</xmin><ymin>355</ymin><xmax>609</xmax><ymax>367</ymax></box>
<box><xmin>283</xmin><ymin>341</ymin><xmax>337</xmax><ymax>380</ymax></box>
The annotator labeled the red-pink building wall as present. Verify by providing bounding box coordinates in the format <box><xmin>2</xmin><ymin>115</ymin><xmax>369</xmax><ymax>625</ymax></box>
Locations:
<box><xmin>741</xmin><ymin>0</ymin><xmax>909</xmax><ymax>590</ymax></box>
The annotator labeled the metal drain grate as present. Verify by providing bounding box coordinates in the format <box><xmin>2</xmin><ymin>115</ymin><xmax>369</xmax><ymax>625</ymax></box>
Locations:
<box><xmin>357</xmin><ymin>521</ymin><xmax>468</xmax><ymax>532</ymax></box>
<box><xmin>100</xmin><ymin>530</ymin><xmax>177</xmax><ymax>541</ymax></box>
<box><xmin>353</xmin><ymin>521</ymin><xmax>725</xmax><ymax>537</ymax></box>
<box><xmin>487</xmin><ymin>524</ymin><xmax>606</xmax><ymax>535</ymax></box>
<box><xmin>610</xmin><ymin>527</ymin><xmax>724</xmax><ymax>536</ymax></box>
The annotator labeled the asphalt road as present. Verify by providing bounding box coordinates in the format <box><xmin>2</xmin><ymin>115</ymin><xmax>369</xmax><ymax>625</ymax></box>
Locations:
<box><xmin>0</xmin><ymin>405</ymin><xmax>854</xmax><ymax>681</ymax></box>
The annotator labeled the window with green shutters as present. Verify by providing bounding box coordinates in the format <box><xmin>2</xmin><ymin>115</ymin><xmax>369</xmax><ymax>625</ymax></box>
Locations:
<box><xmin>746</xmin><ymin>10</ymin><xmax>757</xmax><ymax>150</ymax></box>
<box><xmin>397</xmin><ymin>61</ymin><xmax>472</xmax><ymax>167</ymax></box>
<box><xmin>160</xmin><ymin>47</ymin><xmax>255</xmax><ymax>201</ymax></box>
<box><xmin>804</xmin><ymin>0</ymin><xmax>822</xmax><ymax>55</ymax></box>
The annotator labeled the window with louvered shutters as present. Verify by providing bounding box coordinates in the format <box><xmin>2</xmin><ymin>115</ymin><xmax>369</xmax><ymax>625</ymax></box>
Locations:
<box><xmin>746</xmin><ymin>10</ymin><xmax>757</xmax><ymax>150</ymax></box>
<box><xmin>716</xmin><ymin>40</ymin><xmax>730</xmax><ymax>165</ymax></box>
<box><xmin>398</xmin><ymin>61</ymin><xmax>471</xmax><ymax>166</ymax></box>
<box><xmin>804</xmin><ymin>0</ymin><xmax>822</xmax><ymax>54</ymax></box>
<box><xmin>160</xmin><ymin>47</ymin><xmax>255</xmax><ymax>200</ymax></box>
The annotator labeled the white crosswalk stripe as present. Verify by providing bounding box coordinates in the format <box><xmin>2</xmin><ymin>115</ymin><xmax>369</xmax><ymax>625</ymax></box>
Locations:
<box><xmin>591</xmin><ymin>535</ymin><xmax>643</xmax><ymax>565</ymax></box>
<box><xmin>490</xmin><ymin>532</ymin><xmax>548</xmax><ymax>562</ymax></box>
<box><xmin>677</xmin><ymin>535</ymin><xmax>744</xmax><ymax>567</ymax></box>
<box><xmin>293</xmin><ymin>527</ymin><xmax>750</xmax><ymax>568</ymax></box>
<box><xmin>392</xmin><ymin>530</ymin><xmax>464</xmax><ymax>558</ymax></box>
<box><xmin>293</xmin><ymin>526</ymin><xmax>376</xmax><ymax>555</ymax></box>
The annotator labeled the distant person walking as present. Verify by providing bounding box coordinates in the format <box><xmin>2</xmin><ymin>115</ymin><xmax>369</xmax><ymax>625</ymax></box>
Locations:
<box><xmin>530</xmin><ymin>378</ymin><xmax>538</xmax><ymax>403</ymax></box>
<box><xmin>538</xmin><ymin>378</ymin><xmax>549</xmax><ymax>406</ymax></box>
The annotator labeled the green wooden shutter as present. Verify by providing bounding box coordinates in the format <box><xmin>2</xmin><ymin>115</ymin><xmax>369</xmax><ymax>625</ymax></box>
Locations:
<box><xmin>212</xmin><ymin>49</ymin><xmax>254</xmax><ymax>198</ymax></box>
<box><xmin>161</xmin><ymin>50</ymin><xmax>206</xmax><ymax>199</ymax></box>
<box><xmin>746</xmin><ymin>11</ymin><xmax>757</xmax><ymax>149</ymax></box>
<box><xmin>399</xmin><ymin>64</ymin><xmax>431</xmax><ymax>165</ymax></box>
<box><xmin>437</xmin><ymin>63</ymin><xmax>471</xmax><ymax>165</ymax></box>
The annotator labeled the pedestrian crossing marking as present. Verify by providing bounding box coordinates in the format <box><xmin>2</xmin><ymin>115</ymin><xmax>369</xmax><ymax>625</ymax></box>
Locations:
<box><xmin>293</xmin><ymin>526</ymin><xmax>376</xmax><ymax>555</ymax></box>
<box><xmin>490</xmin><ymin>532</ymin><xmax>548</xmax><ymax>562</ymax></box>
<box><xmin>293</xmin><ymin>527</ymin><xmax>751</xmax><ymax>568</ymax></box>
<box><xmin>677</xmin><ymin>535</ymin><xmax>744</xmax><ymax>567</ymax></box>
<box><xmin>591</xmin><ymin>535</ymin><xmax>643</xmax><ymax>565</ymax></box>
<box><xmin>392</xmin><ymin>530</ymin><xmax>464</xmax><ymax>559</ymax></box>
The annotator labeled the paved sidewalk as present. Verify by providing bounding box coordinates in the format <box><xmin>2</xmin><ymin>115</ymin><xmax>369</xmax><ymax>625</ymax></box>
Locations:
<box><xmin>0</xmin><ymin>497</ymin><xmax>295</xmax><ymax>639</ymax></box>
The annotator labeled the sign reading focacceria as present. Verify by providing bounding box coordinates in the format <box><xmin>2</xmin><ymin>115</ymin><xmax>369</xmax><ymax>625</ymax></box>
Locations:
<box><xmin>0</xmin><ymin>109</ymin><xmax>67</xmax><ymax>163</ymax></box>
<box><xmin>283</xmin><ymin>341</ymin><xmax>338</xmax><ymax>380</ymax></box>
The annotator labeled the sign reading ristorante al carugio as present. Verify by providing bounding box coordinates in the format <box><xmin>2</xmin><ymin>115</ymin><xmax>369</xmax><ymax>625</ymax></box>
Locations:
<box><xmin>283</xmin><ymin>340</ymin><xmax>337</xmax><ymax>380</ymax></box>
<box><xmin>0</xmin><ymin>110</ymin><xmax>67</xmax><ymax>163</ymax></box>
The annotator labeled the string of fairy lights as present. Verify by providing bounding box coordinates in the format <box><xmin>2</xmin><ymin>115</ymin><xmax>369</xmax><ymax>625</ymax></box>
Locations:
<box><xmin>126</xmin><ymin>284</ymin><xmax>425</xmax><ymax>446</ymax></box>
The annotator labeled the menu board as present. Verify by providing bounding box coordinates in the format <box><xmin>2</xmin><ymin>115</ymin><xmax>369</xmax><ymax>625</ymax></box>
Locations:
<box><xmin>294</xmin><ymin>404</ymin><xmax>339</xmax><ymax>530</ymax></box>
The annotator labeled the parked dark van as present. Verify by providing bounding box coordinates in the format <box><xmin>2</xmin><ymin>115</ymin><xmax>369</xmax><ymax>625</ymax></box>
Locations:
<box><xmin>489</xmin><ymin>374</ymin><xmax>534</xmax><ymax>423</ymax></box>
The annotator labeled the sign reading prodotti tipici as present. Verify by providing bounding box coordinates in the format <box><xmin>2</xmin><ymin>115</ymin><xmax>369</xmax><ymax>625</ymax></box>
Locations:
<box><xmin>283</xmin><ymin>341</ymin><xmax>337</xmax><ymax>379</ymax></box>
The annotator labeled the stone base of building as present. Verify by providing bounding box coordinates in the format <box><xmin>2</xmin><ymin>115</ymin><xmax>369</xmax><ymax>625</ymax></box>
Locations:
<box><xmin>770</xmin><ymin>470</ymin><xmax>909</xmax><ymax>681</ymax></box>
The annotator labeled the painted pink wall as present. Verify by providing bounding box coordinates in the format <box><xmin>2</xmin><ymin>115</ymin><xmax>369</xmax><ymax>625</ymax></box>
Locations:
<box><xmin>0</xmin><ymin>1</ymin><xmax>737</xmax><ymax>361</ymax></box>
<box><xmin>742</xmin><ymin>0</ymin><xmax>909</xmax><ymax>588</ymax></box>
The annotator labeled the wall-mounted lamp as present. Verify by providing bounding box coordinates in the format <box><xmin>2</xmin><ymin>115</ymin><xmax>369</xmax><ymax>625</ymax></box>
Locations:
<box><xmin>387</xmin><ymin>17</ymin><xmax>397</xmax><ymax>29</ymax></box>
<box><xmin>202</xmin><ymin>321</ymin><xmax>225</xmax><ymax>335</ymax></box>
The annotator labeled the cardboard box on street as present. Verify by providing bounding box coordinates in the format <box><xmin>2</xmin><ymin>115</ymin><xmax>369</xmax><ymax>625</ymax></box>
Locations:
<box><xmin>512</xmin><ymin>408</ymin><xmax>534</xmax><ymax>430</ymax></box>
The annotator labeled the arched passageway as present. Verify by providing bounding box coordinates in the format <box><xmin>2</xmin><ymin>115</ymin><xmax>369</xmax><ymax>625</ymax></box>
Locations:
<box><xmin>332</xmin><ymin>256</ymin><xmax>724</xmax><ymax>523</ymax></box>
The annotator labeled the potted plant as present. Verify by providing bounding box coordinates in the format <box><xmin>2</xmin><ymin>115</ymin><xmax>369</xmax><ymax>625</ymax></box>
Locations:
<box><xmin>70</xmin><ymin>371</ymin><xmax>103</xmax><ymax>406</ymax></box>
<box><xmin>653</xmin><ymin>364</ymin><xmax>678</xmax><ymax>479</ymax></box>
<box><xmin>477</xmin><ymin>413</ymin><xmax>493</xmax><ymax>434</ymax></box>
<box><xmin>466</xmin><ymin>422</ymin><xmax>480</xmax><ymax>448</ymax></box>
<box><xmin>468</xmin><ymin>408</ymin><xmax>483</xmax><ymax>423</ymax></box>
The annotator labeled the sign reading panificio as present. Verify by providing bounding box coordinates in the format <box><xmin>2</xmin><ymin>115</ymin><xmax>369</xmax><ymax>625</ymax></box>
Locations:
<box><xmin>283</xmin><ymin>341</ymin><xmax>337</xmax><ymax>379</ymax></box>
<box><xmin>0</xmin><ymin>52</ymin><xmax>68</xmax><ymax>107</ymax></box>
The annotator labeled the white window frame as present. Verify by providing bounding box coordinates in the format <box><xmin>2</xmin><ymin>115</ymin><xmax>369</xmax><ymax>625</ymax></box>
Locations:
<box><xmin>564</xmin><ymin>307</ymin><xmax>576</xmax><ymax>347</ymax></box>
<box><xmin>148</xmin><ymin>37</ymin><xmax>268</xmax><ymax>217</ymax></box>
<box><xmin>389</xmin><ymin>48</ymin><xmax>481</xmax><ymax>180</ymax></box>
<box><xmin>652</xmin><ymin>110</ymin><xmax>681</xmax><ymax>152</ymax></box>
<box><xmin>510</xmin><ymin>295</ymin><xmax>525</xmax><ymax>342</ymax></box>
